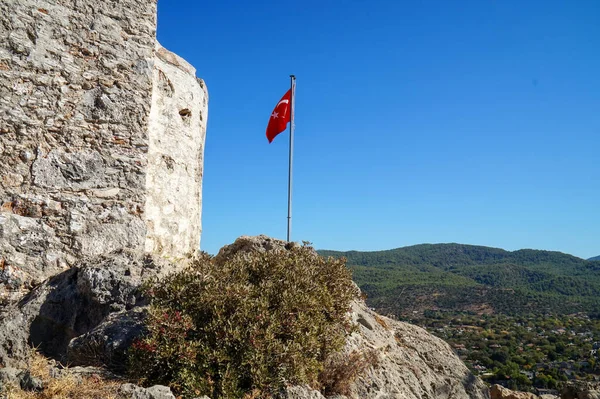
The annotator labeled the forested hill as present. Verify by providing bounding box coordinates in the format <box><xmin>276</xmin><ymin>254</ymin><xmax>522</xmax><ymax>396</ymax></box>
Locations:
<box><xmin>590</xmin><ymin>255</ymin><xmax>600</xmax><ymax>261</ymax></box>
<box><xmin>318</xmin><ymin>244</ymin><xmax>600</xmax><ymax>317</ymax></box>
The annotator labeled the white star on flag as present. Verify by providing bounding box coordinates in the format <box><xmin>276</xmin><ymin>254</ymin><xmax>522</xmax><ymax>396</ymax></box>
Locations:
<box><xmin>271</xmin><ymin>112</ymin><xmax>279</xmax><ymax>118</ymax></box>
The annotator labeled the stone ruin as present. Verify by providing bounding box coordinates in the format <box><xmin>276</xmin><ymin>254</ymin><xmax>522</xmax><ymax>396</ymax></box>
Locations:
<box><xmin>0</xmin><ymin>0</ymin><xmax>208</xmax><ymax>303</ymax></box>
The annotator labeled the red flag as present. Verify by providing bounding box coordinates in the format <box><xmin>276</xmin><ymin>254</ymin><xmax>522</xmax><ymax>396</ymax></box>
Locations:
<box><xmin>266</xmin><ymin>89</ymin><xmax>292</xmax><ymax>143</ymax></box>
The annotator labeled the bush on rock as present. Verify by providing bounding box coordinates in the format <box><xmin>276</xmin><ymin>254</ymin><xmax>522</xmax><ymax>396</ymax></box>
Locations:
<box><xmin>128</xmin><ymin>244</ymin><xmax>359</xmax><ymax>398</ymax></box>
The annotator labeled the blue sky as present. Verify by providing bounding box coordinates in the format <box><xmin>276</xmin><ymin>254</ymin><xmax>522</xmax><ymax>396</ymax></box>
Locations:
<box><xmin>157</xmin><ymin>0</ymin><xmax>600</xmax><ymax>259</ymax></box>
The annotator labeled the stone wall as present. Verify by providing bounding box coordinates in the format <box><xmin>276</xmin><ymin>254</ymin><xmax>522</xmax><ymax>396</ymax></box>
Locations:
<box><xmin>145</xmin><ymin>45</ymin><xmax>207</xmax><ymax>258</ymax></box>
<box><xmin>0</xmin><ymin>0</ymin><xmax>207</xmax><ymax>301</ymax></box>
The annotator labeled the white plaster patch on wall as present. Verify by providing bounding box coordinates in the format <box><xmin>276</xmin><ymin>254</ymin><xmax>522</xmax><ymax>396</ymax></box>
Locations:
<box><xmin>144</xmin><ymin>43</ymin><xmax>208</xmax><ymax>258</ymax></box>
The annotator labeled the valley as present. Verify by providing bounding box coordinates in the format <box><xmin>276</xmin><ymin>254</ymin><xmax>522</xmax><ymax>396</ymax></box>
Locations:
<box><xmin>319</xmin><ymin>244</ymin><xmax>600</xmax><ymax>392</ymax></box>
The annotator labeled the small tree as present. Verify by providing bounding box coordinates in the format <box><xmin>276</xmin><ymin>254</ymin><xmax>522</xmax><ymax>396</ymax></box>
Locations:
<box><xmin>129</xmin><ymin>244</ymin><xmax>360</xmax><ymax>398</ymax></box>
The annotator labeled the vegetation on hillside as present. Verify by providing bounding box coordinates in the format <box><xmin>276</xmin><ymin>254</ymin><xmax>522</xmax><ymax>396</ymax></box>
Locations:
<box><xmin>129</xmin><ymin>246</ymin><xmax>362</xmax><ymax>399</ymax></box>
<box><xmin>406</xmin><ymin>311</ymin><xmax>600</xmax><ymax>392</ymax></box>
<box><xmin>319</xmin><ymin>243</ymin><xmax>600</xmax><ymax>316</ymax></box>
<box><xmin>319</xmin><ymin>243</ymin><xmax>600</xmax><ymax>392</ymax></box>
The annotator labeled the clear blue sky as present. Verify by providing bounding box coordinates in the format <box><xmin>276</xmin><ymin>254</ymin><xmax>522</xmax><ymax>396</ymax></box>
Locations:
<box><xmin>157</xmin><ymin>0</ymin><xmax>600</xmax><ymax>259</ymax></box>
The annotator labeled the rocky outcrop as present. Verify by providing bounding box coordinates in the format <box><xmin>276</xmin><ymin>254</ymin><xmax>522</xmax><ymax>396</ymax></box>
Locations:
<box><xmin>0</xmin><ymin>251</ymin><xmax>168</xmax><ymax>367</ymax></box>
<box><xmin>214</xmin><ymin>234</ymin><xmax>298</xmax><ymax>264</ymax></box>
<box><xmin>490</xmin><ymin>385</ymin><xmax>540</xmax><ymax>399</ymax></box>
<box><xmin>67</xmin><ymin>307</ymin><xmax>147</xmax><ymax>371</ymax></box>
<box><xmin>1</xmin><ymin>235</ymin><xmax>491</xmax><ymax>399</ymax></box>
<box><xmin>562</xmin><ymin>381</ymin><xmax>600</xmax><ymax>399</ymax></box>
<box><xmin>346</xmin><ymin>297</ymin><xmax>488</xmax><ymax>398</ymax></box>
<box><xmin>0</xmin><ymin>0</ymin><xmax>207</xmax><ymax>303</ymax></box>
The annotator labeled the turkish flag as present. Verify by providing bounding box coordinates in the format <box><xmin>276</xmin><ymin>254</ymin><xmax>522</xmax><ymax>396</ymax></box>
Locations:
<box><xmin>266</xmin><ymin>89</ymin><xmax>292</xmax><ymax>143</ymax></box>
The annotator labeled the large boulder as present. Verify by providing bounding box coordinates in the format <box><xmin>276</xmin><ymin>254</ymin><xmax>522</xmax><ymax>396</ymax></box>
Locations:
<box><xmin>343</xmin><ymin>299</ymin><xmax>489</xmax><ymax>399</ymax></box>
<box><xmin>0</xmin><ymin>250</ymin><xmax>166</xmax><ymax>367</ymax></box>
<box><xmin>119</xmin><ymin>383</ymin><xmax>177</xmax><ymax>399</ymax></box>
<box><xmin>67</xmin><ymin>307</ymin><xmax>147</xmax><ymax>371</ymax></box>
<box><xmin>490</xmin><ymin>385</ymin><xmax>540</xmax><ymax>399</ymax></box>
<box><xmin>213</xmin><ymin>234</ymin><xmax>298</xmax><ymax>265</ymax></box>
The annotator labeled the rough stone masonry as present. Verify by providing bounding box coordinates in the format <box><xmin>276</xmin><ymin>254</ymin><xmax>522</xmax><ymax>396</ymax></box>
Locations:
<box><xmin>0</xmin><ymin>0</ymin><xmax>208</xmax><ymax>302</ymax></box>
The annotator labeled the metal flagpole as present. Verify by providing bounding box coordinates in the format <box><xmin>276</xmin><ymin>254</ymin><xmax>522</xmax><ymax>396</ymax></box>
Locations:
<box><xmin>287</xmin><ymin>75</ymin><xmax>296</xmax><ymax>242</ymax></box>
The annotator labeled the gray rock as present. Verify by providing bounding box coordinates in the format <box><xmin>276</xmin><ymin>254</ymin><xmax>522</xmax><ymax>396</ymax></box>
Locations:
<box><xmin>119</xmin><ymin>383</ymin><xmax>176</xmax><ymax>399</ymax></box>
<box><xmin>0</xmin><ymin>251</ymin><xmax>160</xmax><ymax>367</ymax></box>
<box><xmin>343</xmin><ymin>299</ymin><xmax>489</xmax><ymax>399</ymax></box>
<box><xmin>27</xmin><ymin>252</ymin><xmax>146</xmax><ymax>359</ymax></box>
<box><xmin>67</xmin><ymin>366</ymin><xmax>119</xmax><ymax>380</ymax></box>
<box><xmin>0</xmin><ymin>367</ymin><xmax>21</xmax><ymax>389</ymax></box>
<box><xmin>214</xmin><ymin>235</ymin><xmax>301</xmax><ymax>266</ymax></box>
<box><xmin>67</xmin><ymin>307</ymin><xmax>147</xmax><ymax>371</ymax></box>
<box><xmin>75</xmin><ymin>254</ymin><xmax>145</xmax><ymax>308</ymax></box>
<box><xmin>278</xmin><ymin>385</ymin><xmax>326</xmax><ymax>399</ymax></box>
<box><xmin>490</xmin><ymin>384</ymin><xmax>539</xmax><ymax>398</ymax></box>
<box><xmin>18</xmin><ymin>370</ymin><xmax>43</xmax><ymax>392</ymax></box>
<box><xmin>0</xmin><ymin>368</ymin><xmax>43</xmax><ymax>392</ymax></box>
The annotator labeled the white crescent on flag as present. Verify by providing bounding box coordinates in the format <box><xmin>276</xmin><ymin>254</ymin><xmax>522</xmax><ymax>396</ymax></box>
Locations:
<box><xmin>278</xmin><ymin>99</ymin><xmax>290</xmax><ymax>117</ymax></box>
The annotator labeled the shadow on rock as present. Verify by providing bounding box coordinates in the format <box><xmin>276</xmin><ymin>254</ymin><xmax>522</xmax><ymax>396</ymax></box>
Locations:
<box><xmin>0</xmin><ymin>250</ymin><xmax>161</xmax><ymax>368</ymax></box>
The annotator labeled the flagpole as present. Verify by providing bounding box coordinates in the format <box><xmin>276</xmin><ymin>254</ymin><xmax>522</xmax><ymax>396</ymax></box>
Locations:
<box><xmin>287</xmin><ymin>75</ymin><xmax>296</xmax><ymax>242</ymax></box>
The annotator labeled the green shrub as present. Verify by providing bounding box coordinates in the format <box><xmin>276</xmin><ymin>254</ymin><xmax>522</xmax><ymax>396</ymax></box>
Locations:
<box><xmin>128</xmin><ymin>244</ymin><xmax>360</xmax><ymax>398</ymax></box>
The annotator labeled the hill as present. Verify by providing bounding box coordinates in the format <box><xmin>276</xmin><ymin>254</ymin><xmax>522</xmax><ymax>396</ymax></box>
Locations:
<box><xmin>318</xmin><ymin>244</ymin><xmax>600</xmax><ymax>317</ymax></box>
<box><xmin>590</xmin><ymin>255</ymin><xmax>600</xmax><ymax>261</ymax></box>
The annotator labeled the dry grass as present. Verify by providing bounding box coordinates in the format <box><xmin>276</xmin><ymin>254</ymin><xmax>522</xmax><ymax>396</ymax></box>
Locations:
<box><xmin>318</xmin><ymin>349</ymin><xmax>380</xmax><ymax>397</ymax></box>
<box><xmin>374</xmin><ymin>314</ymin><xmax>390</xmax><ymax>330</ymax></box>
<box><xmin>1</xmin><ymin>351</ymin><xmax>122</xmax><ymax>399</ymax></box>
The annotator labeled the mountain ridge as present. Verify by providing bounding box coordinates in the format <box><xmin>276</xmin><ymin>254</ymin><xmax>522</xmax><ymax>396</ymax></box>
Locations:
<box><xmin>319</xmin><ymin>242</ymin><xmax>589</xmax><ymax>261</ymax></box>
<box><xmin>317</xmin><ymin>243</ymin><xmax>600</xmax><ymax>316</ymax></box>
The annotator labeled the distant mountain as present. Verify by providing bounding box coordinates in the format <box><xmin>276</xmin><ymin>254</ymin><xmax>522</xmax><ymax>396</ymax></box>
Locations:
<box><xmin>318</xmin><ymin>244</ymin><xmax>600</xmax><ymax>317</ymax></box>
<box><xmin>589</xmin><ymin>255</ymin><xmax>600</xmax><ymax>261</ymax></box>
